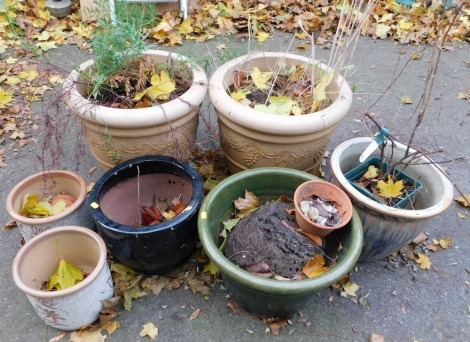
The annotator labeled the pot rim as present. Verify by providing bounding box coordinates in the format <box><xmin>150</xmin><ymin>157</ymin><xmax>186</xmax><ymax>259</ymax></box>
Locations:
<box><xmin>208</xmin><ymin>52</ymin><xmax>353</xmax><ymax>135</ymax></box>
<box><xmin>198</xmin><ymin>167</ymin><xmax>363</xmax><ymax>295</ymax></box>
<box><xmin>6</xmin><ymin>170</ymin><xmax>87</xmax><ymax>225</ymax></box>
<box><xmin>88</xmin><ymin>155</ymin><xmax>203</xmax><ymax>234</ymax></box>
<box><xmin>293</xmin><ymin>179</ymin><xmax>353</xmax><ymax>231</ymax></box>
<box><xmin>63</xmin><ymin>49</ymin><xmax>208</xmax><ymax>128</ymax></box>
<box><xmin>330</xmin><ymin>137</ymin><xmax>454</xmax><ymax>218</ymax></box>
<box><xmin>12</xmin><ymin>226</ymin><xmax>108</xmax><ymax>299</ymax></box>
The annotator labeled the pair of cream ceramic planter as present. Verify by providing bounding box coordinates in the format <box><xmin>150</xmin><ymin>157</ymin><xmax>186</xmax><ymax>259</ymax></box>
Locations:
<box><xmin>64</xmin><ymin>51</ymin><xmax>352</xmax><ymax>173</ymax></box>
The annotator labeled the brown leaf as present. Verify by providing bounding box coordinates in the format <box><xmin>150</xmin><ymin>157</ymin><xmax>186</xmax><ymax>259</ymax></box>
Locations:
<box><xmin>263</xmin><ymin>317</ymin><xmax>288</xmax><ymax>336</ymax></box>
<box><xmin>3</xmin><ymin>219</ymin><xmax>17</xmax><ymax>230</ymax></box>
<box><xmin>187</xmin><ymin>277</ymin><xmax>212</xmax><ymax>297</ymax></box>
<box><xmin>227</xmin><ymin>299</ymin><xmax>241</xmax><ymax>314</ymax></box>
<box><xmin>189</xmin><ymin>308</ymin><xmax>201</xmax><ymax>320</ymax></box>
<box><xmin>234</xmin><ymin>189</ymin><xmax>259</xmax><ymax>214</ymax></box>
<box><xmin>141</xmin><ymin>277</ymin><xmax>171</xmax><ymax>296</ymax></box>
<box><xmin>370</xmin><ymin>333</ymin><xmax>385</xmax><ymax>342</ymax></box>
<box><xmin>455</xmin><ymin>195</ymin><xmax>470</xmax><ymax>207</ymax></box>
<box><xmin>48</xmin><ymin>332</ymin><xmax>66</xmax><ymax>342</ymax></box>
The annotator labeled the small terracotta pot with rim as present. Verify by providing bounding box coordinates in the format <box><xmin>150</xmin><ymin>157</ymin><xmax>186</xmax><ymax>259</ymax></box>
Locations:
<box><xmin>294</xmin><ymin>180</ymin><xmax>353</xmax><ymax>237</ymax></box>
<box><xmin>6</xmin><ymin>170</ymin><xmax>88</xmax><ymax>241</ymax></box>
<box><xmin>12</xmin><ymin>226</ymin><xmax>114</xmax><ymax>331</ymax></box>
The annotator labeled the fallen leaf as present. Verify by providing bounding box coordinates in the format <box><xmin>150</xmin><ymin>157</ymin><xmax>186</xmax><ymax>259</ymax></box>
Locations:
<box><xmin>234</xmin><ymin>190</ymin><xmax>259</xmax><ymax>213</ymax></box>
<box><xmin>135</xmin><ymin>70</ymin><xmax>176</xmax><ymax>101</ymax></box>
<box><xmin>189</xmin><ymin>308</ymin><xmax>201</xmax><ymax>320</ymax></box>
<box><xmin>400</xmin><ymin>95</ymin><xmax>413</xmax><ymax>104</ymax></box>
<box><xmin>458</xmin><ymin>213</ymin><xmax>466</xmax><ymax>219</ymax></box>
<box><xmin>227</xmin><ymin>299</ymin><xmax>241</xmax><ymax>314</ymax></box>
<box><xmin>69</xmin><ymin>330</ymin><xmax>106</xmax><ymax>342</ymax></box>
<box><xmin>370</xmin><ymin>333</ymin><xmax>385</xmax><ymax>342</ymax></box>
<box><xmin>455</xmin><ymin>195</ymin><xmax>470</xmax><ymax>207</ymax></box>
<box><xmin>251</xmin><ymin>67</ymin><xmax>272</xmax><ymax>90</ymax></box>
<box><xmin>140</xmin><ymin>322</ymin><xmax>158</xmax><ymax>339</ymax></box>
<box><xmin>439</xmin><ymin>237</ymin><xmax>452</xmax><ymax>249</ymax></box>
<box><xmin>376</xmin><ymin>175</ymin><xmax>404</xmax><ymax>198</ymax></box>
<box><xmin>0</xmin><ymin>87</ymin><xmax>14</xmax><ymax>108</ymax></box>
<box><xmin>263</xmin><ymin>317</ymin><xmax>288</xmax><ymax>336</ymax></box>
<box><xmin>203</xmin><ymin>260</ymin><xmax>219</xmax><ymax>275</ymax></box>
<box><xmin>416</xmin><ymin>253</ymin><xmax>431</xmax><ymax>270</ymax></box>
<box><xmin>363</xmin><ymin>165</ymin><xmax>379</xmax><ymax>179</ymax></box>
<box><xmin>302</xmin><ymin>254</ymin><xmax>329</xmax><ymax>278</ymax></box>
<box><xmin>3</xmin><ymin>219</ymin><xmax>17</xmax><ymax>230</ymax></box>
<box><xmin>48</xmin><ymin>332</ymin><xmax>66</xmax><ymax>342</ymax></box>
<box><xmin>48</xmin><ymin>259</ymin><xmax>85</xmax><ymax>290</ymax></box>
<box><xmin>342</xmin><ymin>281</ymin><xmax>359</xmax><ymax>297</ymax></box>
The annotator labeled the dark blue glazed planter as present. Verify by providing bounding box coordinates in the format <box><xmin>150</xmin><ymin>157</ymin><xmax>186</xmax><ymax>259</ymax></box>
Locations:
<box><xmin>88</xmin><ymin>156</ymin><xmax>203</xmax><ymax>274</ymax></box>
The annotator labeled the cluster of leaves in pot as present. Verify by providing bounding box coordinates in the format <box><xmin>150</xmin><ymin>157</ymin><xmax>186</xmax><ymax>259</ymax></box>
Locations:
<box><xmin>229</xmin><ymin>63</ymin><xmax>334</xmax><ymax>115</ymax></box>
<box><xmin>139</xmin><ymin>194</ymin><xmax>185</xmax><ymax>226</ymax></box>
<box><xmin>353</xmin><ymin>163</ymin><xmax>416</xmax><ymax>207</ymax></box>
<box><xmin>217</xmin><ymin>190</ymin><xmax>332</xmax><ymax>280</ymax></box>
<box><xmin>20</xmin><ymin>193</ymin><xmax>76</xmax><ymax>217</ymax></box>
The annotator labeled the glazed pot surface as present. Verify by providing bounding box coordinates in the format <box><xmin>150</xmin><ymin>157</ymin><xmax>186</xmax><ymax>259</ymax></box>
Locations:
<box><xmin>89</xmin><ymin>155</ymin><xmax>203</xmax><ymax>274</ymax></box>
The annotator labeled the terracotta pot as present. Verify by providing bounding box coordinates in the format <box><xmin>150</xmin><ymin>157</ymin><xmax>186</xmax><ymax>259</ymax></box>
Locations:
<box><xmin>198</xmin><ymin>167</ymin><xmax>363</xmax><ymax>317</ymax></box>
<box><xmin>88</xmin><ymin>155</ymin><xmax>203</xmax><ymax>274</ymax></box>
<box><xmin>209</xmin><ymin>52</ymin><xmax>352</xmax><ymax>175</ymax></box>
<box><xmin>330</xmin><ymin>137</ymin><xmax>454</xmax><ymax>262</ymax></box>
<box><xmin>294</xmin><ymin>180</ymin><xmax>353</xmax><ymax>237</ymax></box>
<box><xmin>6</xmin><ymin>170</ymin><xmax>88</xmax><ymax>241</ymax></box>
<box><xmin>63</xmin><ymin>50</ymin><xmax>208</xmax><ymax>170</ymax></box>
<box><xmin>12</xmin><ymin>226</ymin><xmax>114</xmax><ymax>331</ymax></box>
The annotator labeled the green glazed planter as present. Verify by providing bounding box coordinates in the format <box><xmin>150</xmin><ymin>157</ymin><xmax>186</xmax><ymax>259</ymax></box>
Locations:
<box><xmin>198</xmin><ymin>167</ymin><xmax>363</xmax><ymax>317</ymax></box>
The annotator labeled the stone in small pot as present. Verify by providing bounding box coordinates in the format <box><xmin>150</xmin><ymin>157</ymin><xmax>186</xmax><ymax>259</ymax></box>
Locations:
<box><xmin>12</xmin><ymin>226</ymin><xmax>114</xmax><ymax>331</ymax></box>
<box><xmin>294</xmin><ymin>180</ymin><xmax>353</xmax><ymax>238</ymax></box>
<box><xmin>88</xmin><ymin>155</ymin><xmax>203</xmax><ymax>274</ymax></box>
<box><xmin>6</xmin><ymin>170</ymin><xmax>88</xmax><ymax>241</ymax></box>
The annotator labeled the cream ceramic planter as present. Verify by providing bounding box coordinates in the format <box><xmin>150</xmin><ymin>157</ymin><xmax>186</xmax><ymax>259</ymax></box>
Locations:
<box><xmin>330</xmin><ymin>137</ymin><xmax>454</xmax><ymax>262</ymax></box>
<box><xmin>6</xmin><ymin>170</ymin><xmax>87</xmax><ymax>241</ymax></box>
<box><xmin>63</xmin><ymin>50</ymin><xmax>208</xmax><ymax>170</ymax></box>
<box><xmin>209</xmin><ymin>52</ymin><xmax>352</xmax><ymax>175</ymax></box>
<box><xmin>12</xmin><ymin>226</ymin><xmax>114</xmax><ymax>331</ymax></box>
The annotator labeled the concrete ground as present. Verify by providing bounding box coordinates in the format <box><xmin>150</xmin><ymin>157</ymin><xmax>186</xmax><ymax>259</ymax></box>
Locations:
<box><xmin>1</xmin><ymin>31</ymin><xmax>469</xmax><ymax>341</ymax></box>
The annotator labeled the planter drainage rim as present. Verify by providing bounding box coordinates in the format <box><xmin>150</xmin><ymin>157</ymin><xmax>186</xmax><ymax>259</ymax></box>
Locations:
<box><xmin>331</xmin><ymin>137</ymin><xmax>453</xmax><ymax>218</ymax></box>
<box><xmin>198</xmin><ymin>167</ymin><xmax>363</xmax><ymax>295</ymax></box>
<box><xmin>12</xmin><ymin>226</ymin><xmax>107</xmax><ymax>299</ymax></box>
<box><xmin>89</xmin><ymin>155</ymin><xmax>203</xmax><ymax>234</ymax></box>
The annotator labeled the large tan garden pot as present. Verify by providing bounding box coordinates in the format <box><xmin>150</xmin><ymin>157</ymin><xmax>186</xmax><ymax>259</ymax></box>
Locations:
<box><xmin>209</xmin><ymin>52</ymin><xmax>352</xmax><ymax>175</ymax></box>
<box><xmin>63</xmin><ymin>50</ymin><xmax>208</xmax><ymax>170</ymax></box>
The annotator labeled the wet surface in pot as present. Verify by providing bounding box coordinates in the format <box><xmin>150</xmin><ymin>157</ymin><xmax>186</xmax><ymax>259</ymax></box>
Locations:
<box><xmin>99</xmin><ymin>173</ymin><xmax>193</xmax><ymax>226</ymax></box>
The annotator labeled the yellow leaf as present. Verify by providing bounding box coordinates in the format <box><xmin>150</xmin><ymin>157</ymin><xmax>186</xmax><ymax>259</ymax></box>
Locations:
<box><xmin>302</xmin><ymin>254</ymin><xmax>329</xmax><ymax>278</ymax></box>
<box><xmin>438</xmin><ymin>237</ymin><xmax>452</xmax><ymax>249</ymax></box>
<box><xmin>5</xmin><ymin>56</ymin><xmax>17</xmax><ymax>64</ymax></box>
<box><xmin>251</xmin><ymin>67</ymin><xmax>272</xmax><ymax>90</ymax></box>
<box><xmin>140</xmin><ymin>323</ymin><xmax>159</xmax><ymax>339</ymax></box>
<box><xmin>268</xmin><ymin>96</ymin><xmax>302</xmax><ymax>115</ymax></box>
<box><xmin>19</xmin><ymin>69</ymin><xmax>38</xmax><ymax>82</ymax></box>
<box><xmin>178</xmin><ymin>18</ymin><xmax>193</xmax><ymax>35</ymax></box>
<box><xmin>376</xmin><ymin>175</ymin><xmax>404</xmax><ymax>198</ymax></box>
<box><xmin>48</xmin><ymin>75</ymin><xmax>64</xmax><ymax>85</ymax></box>
<box><xmin>311</xmin><ymin>71</ymin><xmax>334</xmax><ymax>112</ymax></box>
<box><xmin>458</xmin><ymin>213</ymin><xmax>466</xmax><ymax>219</ymax></box>
<box><xmin>455</xmin><ymin>195</ymin><xmax>470</xmax><ymax>207</ymax></box>
<box><xmin>256</xmin><ymin>31</ymin><xmax>270</xmax><ymax>42</ymax></box>
<box><xmin>342</xmin><ymin>281</ymin><xmax>359</xmax><ymax>297</ymax></box>
<box><xmin>5</xmin><ymin>76</ymin><xmax>21</xmax><ymax>86</ymax></box>
<box><xmin>72</xmin><ymin>24</ymin><xmax>93</xmax><ymax>38</ymax></box>
<box><xmin>203</xmin><ymin>260</ymin><xmax>219</xmax><ymax>275</ymax></box>
<box><xmin>401</xmin><ymin>95</ymin><xmax>413</xmax><ymax>104</ymax></box>
<box><xmin>399</xmin><ymin>19</ymin><xmax>413</xmax><ymax>31</ymax></box>
<box><xmin>19</xmin><ymin>194</ymin><xmax>51</xmax><ymax>217</ymax></box>
<box><xmin>416</xmin><ymin>253</ymin><xmax>431</xmax><ymax>270</ymax></box>
<box><xmin>376</xmin><ymin>23</ymin><xmax>391</xmax><ymax>39</ymax></box>
<box><xmin>139</xmin><ymin>70</ymin><xmax>176</xmax><ymax>101</ymax></box>
<box><xmin>69</xmin><ymin>330</ymin><xmax>106</xmax><ymax>342</ymax></box>
<box><xmin>48</xmin><ymin>259</ymin><xmax>85</xmax><ymax>290</ymax></box>
<box><xmin>35</xmin><ymin>41</ymin><xmax>57</xmax><ymax>51</ymax></box>
<box><xmin>230</xmin><ymin>89</ymin><xmax>250</xmax><ymax>102</ymax></box>
<box><xmin>0</xmin><ymin>87</ymin><xmax>14</xmax><ymax>107</ymax></box>
<box><xmin>162</xmin><ymin>210</ymin><xmax>176</xmax><ymax>220</ymax></box>
<box><xmin>363</xmin><ymin>165</ymin><xmax>379</xmax><ymax>179</ymax></box>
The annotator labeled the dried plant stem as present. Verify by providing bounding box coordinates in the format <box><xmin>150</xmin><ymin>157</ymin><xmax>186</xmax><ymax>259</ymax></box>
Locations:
<box><xmin>137</xmin><ymin>165</ymin><xmax>141</xmax><ymax>226</ymax></box>
<box><xmin>298</xmin><ymin>19</ymin><xmax>315</xmax><ymax>94</ymax></box>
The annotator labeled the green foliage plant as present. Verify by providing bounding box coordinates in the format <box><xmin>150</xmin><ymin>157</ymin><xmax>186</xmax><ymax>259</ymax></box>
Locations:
<box><xmin>84</xmin><ymin>0</ymin><xmax>158</xmax><ymax>99</ymax></box>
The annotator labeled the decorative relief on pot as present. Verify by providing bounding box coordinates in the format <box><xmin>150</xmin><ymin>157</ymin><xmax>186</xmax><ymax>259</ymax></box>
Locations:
<box><xmin>18</xmin><ymin>223</ymin><xmax>53</xmax><ymax>240</ymax></box>
<box><xmin>221</xmin><ymin>127</ymin><xmax>331</xmax><ymax>168</ymax></box>
<box><xmin>90</xmin><ymin>138</ymin><xmax>190</xmax><ymax>158</ymax></box>
<box><xmin>33</xmin><ymin>298</ymin><xmax>68</xmax><ymax>329</ymax></box>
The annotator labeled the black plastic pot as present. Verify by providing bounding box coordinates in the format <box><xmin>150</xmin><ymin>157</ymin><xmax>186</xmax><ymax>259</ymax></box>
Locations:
<box><xmin>89</xmin><ymin>156</ymin><xmax>203</xmax><ymax>274</ymax></box>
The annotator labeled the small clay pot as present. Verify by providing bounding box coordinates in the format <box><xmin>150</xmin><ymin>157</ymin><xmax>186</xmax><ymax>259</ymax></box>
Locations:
<box><xmin>88</xmin><ymin>155</ymin><xmax>203</xmax><ymax>274</ymax></box>
<box><xmin>294</xmin><ymin>180</ymin><xmax>353</xmax><ymax>237</ymax></box>
<box><xmin>12</xmin><ymin>226</ymin><xmax>114</xmax><ymax>330</ymax></box>
<box><xmin>6</xmin><ymin>170</ymin><xmax>88</xmax><ymax>241</ymax></box>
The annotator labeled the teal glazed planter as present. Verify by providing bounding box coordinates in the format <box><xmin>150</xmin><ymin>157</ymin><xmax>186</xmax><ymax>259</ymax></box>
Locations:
<box><xmin>330</xmin><ymin>137</ymin><xmax>453</xmax><ymax>262</ymax></box>
<box><xmin>198</xmin><ymin>168</ymin><xmax>363</xmax><ymax>317</ymax></box>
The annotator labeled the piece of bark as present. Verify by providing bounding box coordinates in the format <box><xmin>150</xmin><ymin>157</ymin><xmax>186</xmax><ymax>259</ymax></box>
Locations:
<box><xmin>224</xmin><ymin>201</ymin><xmax>324</xmax><ymax>278</ymax></box>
